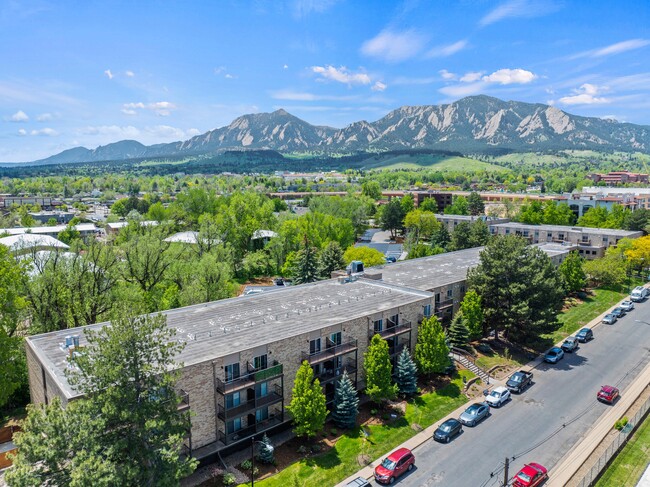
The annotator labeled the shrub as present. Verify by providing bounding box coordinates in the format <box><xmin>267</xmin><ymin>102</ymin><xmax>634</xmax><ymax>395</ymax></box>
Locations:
<box><xmin>241</xmin><ymin>459</ymin><xmax>252</xmax><ymax>471</ymax></box>
<box><xmin>311</xmin><ymin>444</ymin><xmax>322</xmax><ymax>453</ymax></box>
<box><xmin>330</xmin><ymin>428</ymin><xmax>338</xmax><ymax>436</ymax></box>
<box><xmin>223</xmin><ymin>472</ymin><xmax>236</xmax><ymax>486</ymax></box>
<box><xmin>614</xmin><ymin>417</ymin><xmax>629</xmax><ymax>431</ymax></box>
<box><xmin>297</xmin><ymin>445</ymin><xmax>309</xmax><ymax>454</ymax></box>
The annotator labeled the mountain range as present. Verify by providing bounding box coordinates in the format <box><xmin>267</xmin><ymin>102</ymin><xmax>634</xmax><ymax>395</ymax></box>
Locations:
<box><xmin>31</xmin><ymin>95</ymin><xmax>650</xmax><ymax>165</ymax></box>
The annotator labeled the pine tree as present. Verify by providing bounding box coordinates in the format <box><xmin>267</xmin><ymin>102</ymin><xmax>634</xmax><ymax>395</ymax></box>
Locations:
<box><xmin>395</xmin><ymin>348</ymin><xmax>418</xmax><ymax>396</ymax></box>
<box><xmin>447</xmin><ymin>313</ymin><xmax>470</xmax><ymax>349</ymax></box>
<box><xmin>364</xmin><ymin>334</ymin><xmax>398</xmax><ymax>404</ymax></box>
<box><xmin>318</xmin><ymin>241</ymin><xmax>345</xmax><ymax>278</ymax></box>
<box><xmin>467</xmin><ymin>192</ymin><xmax>485</xmax><ymax>216</ymax></box>
<box><xmin>287</xmin><ymin>361</ymin><xmax>328</xmax><ymax>438</ymax></box>
<box><xmin>257</xmin><ymin>433</ymin><xmax>274</xmax><ymax>464</ymax></box>
<box><xmin>414</xmin><ymin>316</ymin><xmax>450</xmax><ymax>376</ymax></box>
<box><xmin>291</xmin><ymin>238</ymin><xmax>320</xmax><ymax>284</ymax></box>
<box><xmin>330</xmin><ymin>370</ymin><xmax>359</xmax><ymax>429</ymax></box>
<box><xmin>460</xmin><ymin>290</ymin><xmax>484</xmax><ymax>340</ymax></box>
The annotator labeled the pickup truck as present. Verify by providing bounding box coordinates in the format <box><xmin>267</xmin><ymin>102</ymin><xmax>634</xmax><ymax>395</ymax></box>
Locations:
<box><xmin>506</xmin><ymin>370</ymin><xmax>533</xmax><ymax>393</ymax></box>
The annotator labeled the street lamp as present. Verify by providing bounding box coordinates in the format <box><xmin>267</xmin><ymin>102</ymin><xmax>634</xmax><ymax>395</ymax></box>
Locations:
<box><xmin>251</xmin><ymin>437</ymin><xmax>273</xmax><ymax>487</ymax></box>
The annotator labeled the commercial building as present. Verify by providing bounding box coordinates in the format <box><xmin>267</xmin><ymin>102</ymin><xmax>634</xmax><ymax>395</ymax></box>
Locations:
<box><xmin>587</xmin><ymin>171</ymin><xmax>649</xmax><ymax>185</ymax></box>
<box><xmin>434</xmin><ymin>214</ymin><xmax>509</xmax><ymax>232</ymax></box>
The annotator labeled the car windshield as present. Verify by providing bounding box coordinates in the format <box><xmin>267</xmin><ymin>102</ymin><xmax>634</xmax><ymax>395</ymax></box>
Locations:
<box><xmin>547</xmin><ymin>350</ymin><xmax>557</xmax><ymax>356</ymax></box>
<box><xmin>466</xmin><ymin>405</ymin><xmax>479</xmax><ymax>415</ymax></box>
<box><xmin>563</xmin><ymin>340</ymin><xmax>571</xmax><ymax>345</ymax></box>
<box><xmin>440</xmin><ymin>424</ymin><xmax>451</xmax><ymax>432</ymax></box>
<box><xmin>381</xmin><ymin>459</ymin><xmax>396</xmax><ymax>470</ymax></box>
<box><xmin>511</xmin><ymin>375</ymin><xmax>522</xmax><ymax>382</ymax></box>
<box><xmin>517</xmin><ymin>472</ymin><xmax>532</xmax><ymax>482</ymax></box>
<box><xmin>489</xmin><ymin>391</ymin><xmax>500</xmax><ymax>398</ymax></box>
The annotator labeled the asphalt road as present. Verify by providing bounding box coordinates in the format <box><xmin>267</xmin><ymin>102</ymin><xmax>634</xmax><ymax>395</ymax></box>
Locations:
<box><xmin>382</xmin><ymin>298</ymin><xmax>650</xmax><ymax>487</ymax></box>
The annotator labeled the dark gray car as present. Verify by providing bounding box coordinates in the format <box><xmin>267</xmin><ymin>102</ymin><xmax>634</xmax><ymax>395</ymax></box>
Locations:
<box><xmin>576</xmin><ymin>327</ymin><xmax>593</xmax><ymax>342</ymax></box>
<box><xmin>459</xmin><ymin>402</ymin><xmax>490</xmax><ymax>427</ymax></box>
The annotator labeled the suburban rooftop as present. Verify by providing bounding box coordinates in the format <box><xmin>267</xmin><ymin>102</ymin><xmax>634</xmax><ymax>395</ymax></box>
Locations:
<box><xmin>490</xmin><ymin>221</ymin><xmax>642</xmax><ymax>237</ymax></box>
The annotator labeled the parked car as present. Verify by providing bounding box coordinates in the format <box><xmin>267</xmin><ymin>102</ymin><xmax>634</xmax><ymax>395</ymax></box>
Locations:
<box><xmin>544</xmin><ymin>347</ymin><xmax>564</xmax><ymax>364</ymax></box>
<box><xmin>513</xmin><ymin>463</ymin><xmax>548</xmax><ymax>487</ymax></box>
<box><xmin>374</xmin><ymin>448</ymin><xmax>415</xmax><ymax>484</ymax></box>
<box><xmin>506</xmin><ymin>371</ymin><xmax>534</xmax><ymax>393</ymax></box>
<box><xmin>620</xmin><ymin>300</ymin><xmax>635</xmax><ymax>312</ymax></box>
<box><xmin>576</xmin><ymin>327</ymin><xmax>593</xmax><ymax>342</ymax></box>
<box><xmin>597</xmin><ymin>385</ymin><xmax>620</xmax><ymax>404</ymax></box>
<box><xmin>485</xmin><ymin>386</ymin><xmax>511</xmax><ymax>408</ymax></box>
<box><xmin>611</xmin><ymin>306</ymin><xmax>626</xmax><ymax>318</ymax></box>
<box><xmin>459</xmin><ymin>402</ymin><xmax>491</xmax><ymax>427</ymax></box>
<box><xmin>384</xmin><ymin>256</ymin><xmax>397</xmax><ymax>263</ymax></box>
<box><xmin>433</xmin><ymin>418</ymin><xmax>463</xmax><ymax>443</ymax></box>
<box><xmin>602</xmin><ymin>313</ymin><xmax>617</xmax><ymax>325</ymax></box>
<box><xmin>561</xmin><ymin>336</ymin><xmax>579</xmax><ymax>353</ymax></box>
<box><xmin>346</xmin><ymin>478</ymin><xmax>370</xmax><ymax>487</ymax></box>
<box><xmin>630</xmin><ymin>286</ymin><xmax>649</xmax><ymax>302</ymax></box>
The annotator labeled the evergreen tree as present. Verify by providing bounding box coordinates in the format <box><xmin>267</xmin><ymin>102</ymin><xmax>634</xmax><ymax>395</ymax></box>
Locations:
<box><xmin>469</xmin><ymin>220</ymin><xmax>491</xmax><ymax>247</ymax></box>
<box><xmin>291</xmin><ymin>238</ymin><xmax>320</xmax><ymax>284</ymax></box>
<box><xmin>380</xmin><ymin>199</ymin><xmax>405</xmax><ymax>239</ymax></box>
<box><xmin>450</xmin><ymin>222</ymin><xmax>473</xmax><ymax>250</ymax></box>
<box><xmin>430</xmin><ymin>225</ymin><xmax>451</xmax><ymax>250</ymax></box>
<box><xmin>467</xmin><ymin>192</ymin><xmax>485</xmax><ymax>216</ymax></box>
<box><xmin>559</xmin><ymin>251</ymin><xmax>587</xmax><ymax>294</ymax></box>
<box><xmin>287</xmin><ymin>361</ymin><xmax>328</xmax><ymax>439</ymax></box>
<box><xmin>364</xmin><ymin>334</ymin><xmax>398</xmax><ymax>404</ymax></box>
<box><xmin>414</xmin><ymin>316</ymin><xmax>449</xmax><ymax>375</ymax></box>
<box><xmin>447</xmin><ymin>313</ymin><xmax>470</xmax><ymax>349</ymax></box>
<box><xmin>330</xmin><ymin>371</ymin><xmax>359</xmax><ymax>429</ymax></box>
<box><xmin>468</xmin><ymin>235</ymin><xmax>565</xmax><ymax>345</ymax></box>
<box><xmin>460</xmin><ymin>290</ymin><xmax>484</xmax><ymax>340</ymax></box>
<box><xmin>257</xmin><ymin>433</ymin><xmax>274</xmax><ymax>464</ymax></box>
<box><xmin>318</xmin><ymin>241</ymin><xmax>346</xmax><ymax>278</ymax></box>
<box><xmin>395</xmin><ymin>348</ymin><xmax>418</xmax><ymax>396</ymax></box>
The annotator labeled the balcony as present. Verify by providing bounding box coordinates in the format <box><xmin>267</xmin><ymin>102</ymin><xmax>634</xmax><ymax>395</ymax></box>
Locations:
<box><xmin>578</xmin><ymin>239</ymin><xmax>592</xmax><ymax>246</ymax></box>
<box><xmin>218</xmin><ymin>385</ymin><xmax>283</xmax><ymax>420</ymax></box>
<box><xmin>369</xmin><ymin>320</ymin><xmax>412</xmax><ymax>340</ymax></box>
<box><xmin>388</xmin><ymin>341</ymin><xmax>408</xmax><ymax>358</ymax></box>
<box><xmin>435</xmin><ymin>299</ymin><xmax>454</xmax><ymax>312</ymax></box>
<box><xmin>315</xmin><ymin>358</ymin><xmax>357</xmax><ymax>385</ymax></box>
<box><xmin>218</xmin><ymin>414</ymin><xmax>283</xmax><ymax>445</ymax></box>
<box><xmin>177</xmin><ymin>389</ymin><xmax>190</xmax><ymax>412</ymax></box>
<box><xmin>215</xmin><ymin>361</ymin><xmax>283</xmax><ymax>395</ymax></box>
<box><xmin>301</xmin><ymin>338</ymin><xmax>358</xmax><ymax>365</ymax></box>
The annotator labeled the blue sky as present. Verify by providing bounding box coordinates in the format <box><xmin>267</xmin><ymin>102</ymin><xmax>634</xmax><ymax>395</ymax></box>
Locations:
<box><xmin>1</xmin><ymin>0</ymin><xmax>649</xmax><ymax>161</ymax></box>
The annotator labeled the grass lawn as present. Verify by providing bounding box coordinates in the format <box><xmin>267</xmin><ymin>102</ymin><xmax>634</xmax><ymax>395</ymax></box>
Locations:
<box><xmin>361</xmin><ymin>154</ymin><xmax>505</xmax><ymax>172</ymax></box>
<box><xmin>475</xmin><ymin>352</ymin><xmax>527</xmax><ymax>371</ymax></box>
<box><xmin>251</xmin><ymin>370</ymin><xmax>473</xmax><ymax>487</ymax></box>
<box><xmin>595</xmin><ymin>412</ymin><xmax>650</xmax><ymax>487</ymax></box>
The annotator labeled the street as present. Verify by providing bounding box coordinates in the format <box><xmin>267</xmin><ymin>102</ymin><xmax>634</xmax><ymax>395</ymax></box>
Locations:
<box><xmin>390</xmin><ymin>298</ymin><xmax>650</xmax><ymax>487</ymax></box>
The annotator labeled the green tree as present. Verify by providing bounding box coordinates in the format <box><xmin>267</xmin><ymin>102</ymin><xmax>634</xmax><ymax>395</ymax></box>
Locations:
<box><xmin>318</xmin><ymin>241</ymin><xmax>346</xmax><ymax>278</ymax></box>
<box><xmin>291</xmin><ymin>239</ymin><xmax>320</xmax><ymax>284</ymax></box>
<box><xmin>447</xmin><ymin>313</ymin><xmax>470</xmax><ymax>349</ymax></box>
<box><xmin>444</xmin><ymin>196</ymin><xmax>469</xmax><ymax>216</ymax></box>
<box><xmin>257</xmin><ymin>433</ymin><xmax>275</xmax><ymax>464</ymax></box>
<box><xmin>343</xmin><ymin>246</ymin><xmax>386</xmax><ymax>267</ymax></box>
<box><xmin>559</xmin><ymin>251</ymin><xmax>586</xmax><ymax>294</ymax></box>
<box><xmin>578</xmin><ymin>206</ymin><xmax>609</xmax><ymax>228</ymax></box>
<box><xmin>450</xmin><ymin>222</ymin><xmax>472</xmax><ymax>250</ymax></box>
<box><xmin>583</xmin><ymin>251</ymin><xmax>628</xmax><ymax>288</ymax></box>
<box><xmin>624</xmin><ymin>208</ymin><xmax>650</xmax><ymax>232</ymax></box>
<box><xmin>467</xmin><ymin>192</ymin><xmax>485</xmax><ymax>216</ymax></box>
<box><xmin>469</xmin><ymin>220</ymin><xmax>491</xmax><ymax>247</ymax></box>
<box><xmin>404</xmin><ymin>209</ymin><xmax>440</xmax><ymax>244</ymax></box>
<box><xmin>364</xmin><ymin>335</ymin><xmax>397</xmax><ymax>404</ymax></box>
<box><xmin>7</xmin><ymin>312</ymin><xmax>197</xmax><ymax>487</ymax></box>
<box><xmin>414</xmin><ymin>316</ymin><xmax>449</xmax><ymax>375</ymax></box>
<box><xmin>330</xmin><ymin>370</ymin><xmax>359</xmax><ymax>429</ymax></box>
<box><xmin>407</xmin><ymin>244</ymin><xmax>444</xmax><ymax>259</ymax></box>
<box><xmin>468</xmin><ymin>235</ymin><xmax>565</xmax><ymax>344</ymax></box>
<box><xmin>430</xmin><ymin>225</ymin><xmax>451</xmax><ymax>250</ymax></box>
<box><xmin>361</xmin><ymin>180</ymin><xmax>382</xmax><ymax>200</ymax></box>
<box><xmin>419</xmin><ymin>197</ymin><xmax>438</xmax><ymax>213</ymax></box>
<box><xmin>57</xmin><ymin>224</ymin><xmax>81</xmax><ymax>245</ymax></box>
<box><xmin>459</xmin><ymin>290</ymin><xmax>484</xmax><ymax>340</ymax></box>
<box><xmin>379</xmin><ymin>199</ymin><xmax>405</xmax><ymax>239</ymax></box>
<box><xmin>394</xmin><ymin>348</ymin><xmax>418</xmax><ymax>396</ymax></box>
<box><xmin>400</xmin><ymin>194</ymin><xmax>415</xmax><ymax>215</ymax></box>
<box><xmin>287</xmin><ymin>361</ymin><xmax>328</xmax><ymax>439</ymax></box>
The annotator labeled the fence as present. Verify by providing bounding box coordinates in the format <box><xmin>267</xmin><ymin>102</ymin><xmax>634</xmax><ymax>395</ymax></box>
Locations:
<box><xmin>575</xmin><ymin>392</ymin><xmax>650</xmax><ymax>487</ymax></box>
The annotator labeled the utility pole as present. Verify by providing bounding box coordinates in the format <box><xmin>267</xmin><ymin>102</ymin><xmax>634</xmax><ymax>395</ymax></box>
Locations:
<box><xmin>503</xmin><ymin>457</ymin><xmax>509</xmax><ymax>487</ymax></box>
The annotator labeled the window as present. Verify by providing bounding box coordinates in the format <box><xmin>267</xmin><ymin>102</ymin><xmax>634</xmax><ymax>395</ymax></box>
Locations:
<box><xmin>253</xmin><ymin>354</ymin><xmax>268</xmax><ymax>370</ymax></box>
<box><xmin>373</xmin><ymin>319</ymin><xmax>383</xmax><ymax>333</ymax></box>
<box><xmin>256</xmin><ymin>407</ymin><xmax>269</xmax><ymax>422</ymax></box>
<box><xmin>225</xmin><ymin>363</ymin><xmax>240</xmax><ymax>382</ymax></box>
<box><xmin>460</xmin><ymin>285</ymin><xmax>466</xmax><ymax>293</ymax></box>
<box><xmin>256</xmin><ymin>381</ymin><xmax>268</xmax><ymax>398</ymax></box>
<box><xmin>226</xmin><ymin>391</ymin><xmax>241</xmax><ymax>409</ymax></box>
<box><xmin>309</xmin><ymin>338</ymin><xmax>321</xmax><ymax>354</ymax></box>
<box><xmin>435</xmin><ymin>293</ymin><xmax>441</xmax><ymax>303</ymax></box>
<box><xmin>389</xmin><ymin>314</ymin><xmax>399</xmax><ymax>327</ymax></box>
<box><xmin>603</xmin><ymin>237</ymin><xmax>609</xmax><ymax>244</ymax></box>
<box><xmin>227</xmin><ymin>417</ymin><xmax>242</xmax><ymax>434</ymax></box>
<box><xmin>558</xmin><ymin>233</ymin><xmax>565</xmax><ymax>241</ymax></box>
<box><xmin>547</xmin><ymin>232</ymin><xmax>553</xmax><ymax>240</ymax></box>
<box><xmin>505</xmin><ymin>229</ymin><xmax>510</xmax><ymax>234</ymax></box>
<box><xmin>582</xmin><ymin>235</ymin><xmax>589</xmax><ymax>243</ymax></box>
<box><xmin>423</xmin><ymin>304</ymin><xmax>431</xmax><ymax>317</ymax></box>
<box><xmin>447</xmin><ymin>289</ymin><xmax>453</xmax><ymax>298</ymax></box>
<box><xmin>330</xmin><ymin>332</ymin><xmax>342</xmax><ymax>346</ymax></box>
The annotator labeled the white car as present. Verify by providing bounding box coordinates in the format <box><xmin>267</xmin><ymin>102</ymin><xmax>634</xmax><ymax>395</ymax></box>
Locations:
<box><xmin>620</xmin><ymin>300</ymin><xmax>635</xmax><ymax>312</ymax></box>
<box><xmin>485</xmin><ymin>386</ymin><xmax>511</xmax><ymax>408</ymax></box>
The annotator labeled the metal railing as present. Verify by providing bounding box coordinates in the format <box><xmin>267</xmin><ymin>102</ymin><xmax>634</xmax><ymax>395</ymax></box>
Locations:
<box><xmin>435</xmin><ymin>299</ymin><xmax>454</xmax><ymax>311</ymax></box>
<box><xmin>215</xmin><ymin>362</ymin><xmax>283</xmax><ymax>394</ymax></box>
<box><xmin>575</xmin><ymin>393</ymin><xmax>650</xmax><ymax>487</ymax></box>
<box><xmin>301</xmin><ymin>338</ymin><xmax>358</xmax><ymax>364</ymax></box>
<box><xmin>315</xmin><ymin>358</ymin><xmax>357</xmax><ymax>384</ymax></box>
<box><xmin>218</xmin><ymin>385</ymin><xmax>283</xmax><ymax>419</ymax></box>
<box><xmin>217</xmin><ymin>413</ymin><xmax>283</xmax><ymax>445</ymax></box>
<box><xmin>177</xmin><ymin>389</ymin><xmax>190</xmax><ymax>411</ymax></box>
<box><xmin>369</xmin><ymin>320</ymin><xmax>412</xmax><ymax>340</ymax></box>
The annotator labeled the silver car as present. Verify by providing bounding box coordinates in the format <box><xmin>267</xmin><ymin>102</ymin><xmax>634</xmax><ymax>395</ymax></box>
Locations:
<box><xmin>620</xmin><ymin>300</ymin><xmax>635</xmax><ymax>312</ymax></box>
<box><xmin>459</xmin><ymin>402</ymin><xmax>490</xmax><ymax>427</ymax></box>
<box><xmin>603</xmin><ymin>313</ymin><xmax>617</xmax><ymax>325</ymax></box>
<box><xmin>561</xmin><ymin>336</ymin><xmax>579</xmax><ymax>353</ymax></box>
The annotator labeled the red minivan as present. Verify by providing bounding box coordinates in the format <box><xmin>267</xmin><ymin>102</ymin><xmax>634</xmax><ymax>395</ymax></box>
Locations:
<box><xmin>374</xmin><ymin>448</ymin><xmax>415</xmax><ymax>484</ymax></box>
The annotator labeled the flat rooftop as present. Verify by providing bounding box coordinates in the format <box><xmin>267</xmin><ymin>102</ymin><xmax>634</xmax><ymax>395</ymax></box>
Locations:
<box><xmin>376</xmin><ymin>248</ymin><xmax>483</xmax><ymax>291</ymax></box>
<box><xmin>532</xmin><ymin>242</ymin><xmax>577</xmax><ymax>256</ymax></box>
<box><xmin>27</xmin><ymin>278</ymin><xmax>431</xmax><ymax>398</ymax></box>
<box><xmin>490</xmin><ymin>222</ymin><xmax>642</xmax><ymax>238</ymax></box>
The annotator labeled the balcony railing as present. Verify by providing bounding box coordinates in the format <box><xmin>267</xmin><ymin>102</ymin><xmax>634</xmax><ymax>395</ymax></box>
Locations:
<box><xmin>435</xmin><ymin>299</ymin><xmax>454</xmax><ymax>311</ymax></box>
<box><xmin>388</xmin><ymin>341</ymin><xmax>408</xmax><ymax>358</ymax></box>
<box><xmin>218</xmin><ymin>385</ymin><xmax>283</xmax><ymax>420</ymax></box>
<box><xmin>215</xmin><ymin>361</ymin><xmax>283</xmax><ymax>394</ymax></box>
<box><xmin>177</xmin><ymin>389</ymin><xmax>190</xmax><ymax>412</ymax></box>
<box><xmin>369</xmin><ymin>320</ymin><xmax>412</xmax><ymax>340</ymax></box>
<box><xmin>301</xmin><ymin>338</ymin><xmax>358</xmax><ymax>364</ymax></box>
<box><xmin>218</xmin><ymin>414</ymin><xmax>283</xmax><ymax>445</ymax></box>
<box><xmin>315</xmin><ymin>358</ymin><xmax>357</xmax><ymax>384</ymax></box>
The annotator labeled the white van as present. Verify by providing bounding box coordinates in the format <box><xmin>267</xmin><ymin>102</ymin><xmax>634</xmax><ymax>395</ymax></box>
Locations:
<box><xmin>630</xmin><ymin>286</ymin><xmax>649</xmax><ymax>302</ymax></box>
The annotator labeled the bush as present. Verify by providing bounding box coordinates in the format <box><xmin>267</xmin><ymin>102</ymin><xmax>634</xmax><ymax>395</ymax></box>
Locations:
<box><xmin>370</xmin><ymin>409</ymin><xmax>378</xmax><ymax>416</ymax></box>
<box><xmin>477</xmin><ymin>343</ymin><xmax>493</xmax><ymax>354</ymax></box>
<box><xmin>297</xmin><ymin>445</ymin><xmax>309</xmax><ymax>454</ymax></box>
<box><xmin>311</xmin><ymin>444</ymin><xmax>322</xmax><ymax>453</ymax></box>
<box><xmin>614</xmin><ymin>417</ymin><xmax>629</xmax><ymax>431</ymax></box>
<box><xmin>241</xmin><ymin>459</ymin><xmax>252</xmax><ymax>471</ymax></box>
<box><xmin>223</xmin><ymin>472</ymin><xmax>236</xmax><ymax>486</ymax></box>
<box><xmin>330</xmin><ymin>428</ymin><xmax>338</xmax><ymax>436</ymax></box>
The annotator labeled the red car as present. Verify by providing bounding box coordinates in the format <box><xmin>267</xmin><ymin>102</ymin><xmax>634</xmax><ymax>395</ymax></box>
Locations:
<box><xmin>597</xmin><ymin>385</ymin><xmax>620</xmax><ymax>404</ymax></box>
<box><xmin>513</xmin><ymin>463</ymin><xmax>548</xmax><ymax>487</ymax></box>
<box><xmin>374</xmin><ymin>448</ymin><xmax>415</xmax><ymax>484</ymax></box>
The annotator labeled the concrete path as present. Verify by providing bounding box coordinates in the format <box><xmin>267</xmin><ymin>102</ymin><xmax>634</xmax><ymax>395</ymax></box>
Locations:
<box><xmin>637</xmin><ymin>462</ymin><xmax>650</xmax><ymax>487</ymax></box>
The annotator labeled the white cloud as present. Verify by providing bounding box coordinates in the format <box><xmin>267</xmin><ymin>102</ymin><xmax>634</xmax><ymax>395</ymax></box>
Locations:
<box><xmin>427</xmin><ymin>40</ymin><xmax>468</xmax><ymax>58</ymax></box>
<box><xmin>104</xmin><ymin>69</ymin><xmax>114</xmax><ymax>80</ymax></box>
<box><xmin>460</xmin><ymin>71</ymin><xmax>485</xmax><ymax>82</ymax></box>
<box><xmin>482</xmin><ymin>68</ymin><xmax>537</xmax><ymax>84</ymax></box>
<box><xmin>371</xmin><ymin>81</ymin><xmax>387</xmax><ymax>92</ymax></box>
<box><xmin>292</xmin><ymin>0</ymin><xmax>339</xmax><ymax>19</ymax></box>
<box><xmin>30</xmin><ymin>127</ymin><xmax>58</xmax><ymax>136</ymax></box>
<box><xmin>125</xmin><ymin>70</ymin><xmax>135</xmax><ymax>77</ymax></box>
<box><xmin>439</xmin><ymin>82</ymin><xmax>486</xmax><ymax>97</ymax></box>
<box><xmin>214</xmin><ymin>66</ymin><xmax>236</xmax><ymax>79</ymax></box>
<box><xmin>225</xmin><ymin>73</ymin><xmax>235</xmax><ymax>79</ymax></box>
<box><xmin>121</xmin><ymin>101</ymin><xmax>176</xmax><ymax>116</ymax></box>
<box><xmin>18</xmin><ymin>129</ymin><xmax>27</xmax><ymax>136</ymax></box>
<box><xmin>8</xmin><ymin>110</ymin><xmax>29</xmax><ymax>122</ymax></box>
<box><xmin>360</xmin><ymin>29</ymin><xmax>427</xmax><ymax>62</ymax></box>
<box><xmin>557</xmin><ymin>83</ymin><xmax>610</xmax><ymax>105</ymax></box>
<box><xmin>36</xmin><ymin>112</ymin><xmax>54</xmax><ymax>122</ymax></box>
<box><xmin>283</xmin><ymin>64</ymin><xmax>289</xmax><ymax>69</ymax></box>
<box><xmin>480</xmin><ymin>0</ymin><xmax>560</xmax><ymax>26</ymax></box>
<box><xmin>311</xmin><ymin>65</ymin><xmax>371</xmax><ymax>85</ymax></box>
<box><xmin>571</xmin><ymin>38</ymin><xmax>650</xmax><ymax>59</ymax></box>
<box><xmin>439</xmin><ymin>70</ymin><xmax>457</xmax><ymax>80</ymax></box>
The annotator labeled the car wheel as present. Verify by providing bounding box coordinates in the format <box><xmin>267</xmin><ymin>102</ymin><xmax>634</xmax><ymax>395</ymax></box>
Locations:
<box><xmin>408</xmin><ymin>463</ymin><xmax>414</xmax><ymax>471</ymax></box>
<box><xmin>471</xmin><ymin>420</ymin><xmax>476</xmax><ymax>427</ymax></box>
<box><xmin>389</xmin><ymin>477</ymin><xmax>395</xmax><ymax>484</ymax></box>
<box><xmin>446</xmin><ymin>436</ymin><xmax>450</xmax><ymax>443</ymax></box>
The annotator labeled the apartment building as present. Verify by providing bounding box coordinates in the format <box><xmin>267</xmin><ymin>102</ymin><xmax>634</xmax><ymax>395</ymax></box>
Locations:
<box><xmin>433</xmin><ymin>214</ymin><xmax>510</xmax><ymax>233</ymax></box>
<box><xmin>489</xmin><ymin>222</ymin><xmax>642</xmax><ymax>258</ymax></box>
<box><xmin>587</xmin><ymin>171</ymin><xmax>649</xmax><ymax>185</ymax></box>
